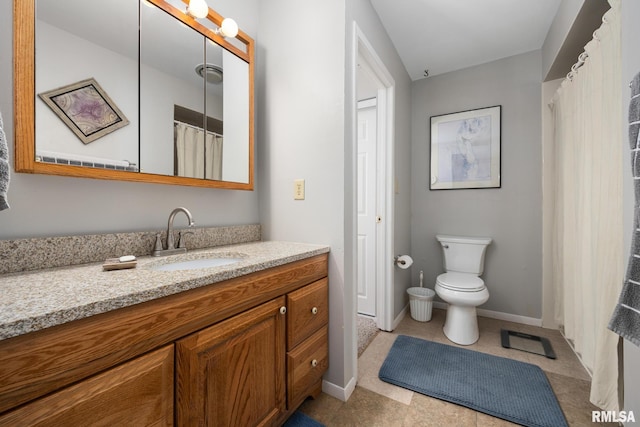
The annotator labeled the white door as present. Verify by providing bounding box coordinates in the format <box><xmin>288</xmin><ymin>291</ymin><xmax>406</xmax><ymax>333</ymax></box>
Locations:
<box><xmin>357</xmin><ymin>98</ymin><xmax>377</xmax><ymax>316</ymax></box>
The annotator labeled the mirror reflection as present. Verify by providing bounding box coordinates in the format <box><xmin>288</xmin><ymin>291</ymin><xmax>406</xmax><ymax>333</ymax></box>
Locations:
<box><xmin>33</xmin><ymin>0</ymin><xmax>251</xmax><ymax>185</ymax></box>
<box><xmin>35</xmin><ymin>0</ymin><xmax>139</xmax><ymax>171</ymax></box>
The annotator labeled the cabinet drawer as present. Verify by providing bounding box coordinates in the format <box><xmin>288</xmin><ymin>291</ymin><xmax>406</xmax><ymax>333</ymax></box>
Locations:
<box><xmin>287</xmin><ymin>278</ymin><xmax>328</xmax><ymax>349</ymax></box>
<box><xmin>0</xmin><ymin>345</ymin><xmax>174</xmax><ymax>427</ymax></box>
<box><xmin>287</xmin><ymin>326</ymin><xmax>328</xmax><ymax>408</ymax></box>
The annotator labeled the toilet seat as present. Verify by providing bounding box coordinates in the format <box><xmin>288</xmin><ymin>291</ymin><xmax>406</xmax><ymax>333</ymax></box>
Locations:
<box><xmin>436</xmin><ymin>272</ymin><xmax>485</xmax><ymax>292</ymax></box>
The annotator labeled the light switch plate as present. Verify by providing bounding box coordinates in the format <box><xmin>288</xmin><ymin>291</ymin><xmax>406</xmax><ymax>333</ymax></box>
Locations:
<box><xmin>294</xmin><ymin>179</ymin><xmax>305</xmax><ymax>200</ymax></box>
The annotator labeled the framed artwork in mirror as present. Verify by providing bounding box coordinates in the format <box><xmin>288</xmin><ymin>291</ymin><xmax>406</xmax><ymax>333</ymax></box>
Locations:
<box><xmin>38</xmin><ymin>78</ymin><xmax>129</xmax><ymax>144</ymax></box>
<box><xmin>430</xmin><ymin>105</ymin><xmax>501</xmax><ymax>190</ymax></box>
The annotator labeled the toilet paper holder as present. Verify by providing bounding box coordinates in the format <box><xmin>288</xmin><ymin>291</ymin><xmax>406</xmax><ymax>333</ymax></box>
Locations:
<box><xmin>394</xmin><ymin>256</ymin><xmax>407</xmax><ymax>266</ymax></box>
<box><xmin>394</xmin><ymin>255</ymin><xmax>413</xmax><ymax>269</ymax></box>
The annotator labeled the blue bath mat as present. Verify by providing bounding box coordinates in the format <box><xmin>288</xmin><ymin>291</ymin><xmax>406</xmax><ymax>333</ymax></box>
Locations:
<box><xmin>379</xmin><ymin>335</ymin><xmax>568</xmax><ymax>427</ymax></box>
<box><xmin>283</xmin><ymin>411</ymin><xmax>325</xmax><ymax>427</ymax></box>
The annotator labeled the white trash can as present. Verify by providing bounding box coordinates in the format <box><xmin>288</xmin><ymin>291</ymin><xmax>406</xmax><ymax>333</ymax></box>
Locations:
<box><xmin>407</xmin><ymin>287</ymin><xmax>435</xmax><ymax>322</ymax></box>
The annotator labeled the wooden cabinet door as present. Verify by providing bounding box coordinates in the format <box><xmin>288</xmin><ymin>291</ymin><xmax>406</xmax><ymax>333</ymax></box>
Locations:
<box><xmin>0</xmin><ymin>345</ymin><xmax>174</xmax><ymax>427</ymax></box>
<box><xmin>176</xmin><ymin>297</ymin><xmax>286</xmax><ymax>427</ymax></box>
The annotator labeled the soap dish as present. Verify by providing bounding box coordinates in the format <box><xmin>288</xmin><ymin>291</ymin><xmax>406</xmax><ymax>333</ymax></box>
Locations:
<box><xmin>103</xmin><ymin>258</ymin><xmax>138</xmax><ymax>271</ymax></box>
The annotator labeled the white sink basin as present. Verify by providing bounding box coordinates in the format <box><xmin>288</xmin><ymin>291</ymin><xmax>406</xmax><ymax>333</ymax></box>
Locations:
<box><xmin>150</xmin><ymin>257</ymin><xmax>243</xmax><ymax>272</ymax></box>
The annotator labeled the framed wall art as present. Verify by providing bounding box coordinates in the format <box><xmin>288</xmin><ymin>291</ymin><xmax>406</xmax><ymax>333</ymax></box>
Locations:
<box><xmin>38</xmin><ymin>78</ymin><xmax>129</xmax><ymax>144</ymax></box>
<box><xmin>430</xmin><ymin>105</ymin><xmax>501</xmax><ymax>190</ymax></box>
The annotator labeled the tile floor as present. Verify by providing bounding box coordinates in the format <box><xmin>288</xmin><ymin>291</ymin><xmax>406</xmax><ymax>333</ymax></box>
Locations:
<box><xmin>298</xmin><ymin>308</ymin><xmax>616</xmax><ymax>426</ymax></box>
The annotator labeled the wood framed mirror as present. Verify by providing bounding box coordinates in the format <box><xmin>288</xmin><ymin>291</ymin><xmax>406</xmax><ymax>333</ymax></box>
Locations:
<box><xmin>13</xmin><ymin>0</ymin><xmax>254</xmax><ymax>190</ymax></box>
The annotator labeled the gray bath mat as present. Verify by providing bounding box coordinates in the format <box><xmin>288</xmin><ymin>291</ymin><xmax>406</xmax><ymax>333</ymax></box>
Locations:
<box><xmin>501</xmin><ymin>329</ymin><xmax>556</xmax><ymax>359</ymax></box>
<box><xmin>379</xmin><ymin>335</ymin><xmax>567</xmax><ymax>427</ymax></box>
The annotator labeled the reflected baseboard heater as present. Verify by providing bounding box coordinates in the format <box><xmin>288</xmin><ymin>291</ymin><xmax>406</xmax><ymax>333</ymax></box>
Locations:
<box><xmin>36</xmin><ymin>150</ymin><xmax>138</xmax><ymax>172</ymax></box>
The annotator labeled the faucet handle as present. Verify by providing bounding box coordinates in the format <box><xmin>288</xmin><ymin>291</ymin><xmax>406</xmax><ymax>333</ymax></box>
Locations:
<box><xmin>177</xmin><ymin>231</ymin><xmax>194</xmax><ymax>249</ymax></box>
<box><xmin>154</xmin><ymin>233</ymin><xmax>164</xmax><ymax>251</ymax></box>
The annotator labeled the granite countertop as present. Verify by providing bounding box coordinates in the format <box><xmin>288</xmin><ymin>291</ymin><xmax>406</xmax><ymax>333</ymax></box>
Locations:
<box><xmin>0</xmin><ymin>241</ymin><xmax>330</xmax><ymax>341</ymax></box>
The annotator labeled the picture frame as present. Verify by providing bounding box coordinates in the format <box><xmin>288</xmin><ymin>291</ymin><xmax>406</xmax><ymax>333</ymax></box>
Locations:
<box><xmin>38</xmin><ymin>78</ymin><xmax>129</xmax><ymax>144</ymax></box>
<box><xmin>430</xmin><ymin>105</ymin><xmax>501</xmax><ymax>190</ymax></box>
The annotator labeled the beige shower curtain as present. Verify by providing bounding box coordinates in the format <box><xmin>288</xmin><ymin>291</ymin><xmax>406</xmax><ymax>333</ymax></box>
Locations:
<box><xmin>175</xmin><ymin>122</ymin><xmax>223</xmax><ymax>180</ymax></box>
<box><xmin>205</xmin><ymin>134</ymin><xmax>223</xmax><ymax>180</ymax></box>
<box><xmin>550</xmin><ymin>0</ymin><xmax>622</xmax><ymax>411</ymax></box>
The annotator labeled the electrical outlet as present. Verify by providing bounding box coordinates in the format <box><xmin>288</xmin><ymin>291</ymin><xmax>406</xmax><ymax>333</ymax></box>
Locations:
<box><xmin>294</xmin><ymin>179</ymin><xmax>305</xmax><ymax>200</ymax></box>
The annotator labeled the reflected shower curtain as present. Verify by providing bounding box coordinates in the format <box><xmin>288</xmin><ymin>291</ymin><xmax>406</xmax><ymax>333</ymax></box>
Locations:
<box><xmin>205</xmin><ymin>134</ymin><xmax>223</xmax><ymax>180</ymax></box>
<box><xmin>550</xmin><ymin>0</ymin><xmax>622</xmax><ymax>411</ymax></box>
<box><xmin>175</xmin><ymin>122</ymin><xmax>223</xmax><ymax>180</ymax></box>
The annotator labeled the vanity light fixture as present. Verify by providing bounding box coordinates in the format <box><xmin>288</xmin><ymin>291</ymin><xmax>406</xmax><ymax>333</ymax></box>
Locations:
<box><xmin>215</xmin><ymin>18</ymin><xmax>239</xmax><ymax>38</ymax></box>
<box><xmin>186</xmin><ymin>0</ymin><xmax>209</xmax><ymax>19</ymax></box>
<box><xmin>185</xmin><ymin>0</ymin><xmax>238</xmax><ymax>39</ymax></box>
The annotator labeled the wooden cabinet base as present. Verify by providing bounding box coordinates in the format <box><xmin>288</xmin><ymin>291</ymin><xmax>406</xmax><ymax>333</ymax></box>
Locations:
<box><xmin>0</xmin><ymin>254</ymin><xmax>329</xmax><ymax>426</ymax></box>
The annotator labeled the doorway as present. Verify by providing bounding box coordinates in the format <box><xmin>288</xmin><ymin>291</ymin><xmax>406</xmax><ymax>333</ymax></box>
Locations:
<box><xmin>354</xmin><ymin>25</ymin><xmax>395</xmax><ymax>340</ymax></box>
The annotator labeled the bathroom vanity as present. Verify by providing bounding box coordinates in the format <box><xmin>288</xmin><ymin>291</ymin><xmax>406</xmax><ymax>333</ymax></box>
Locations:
<box><xmin>0</xmin><ymin>241</ymin><xmax>329</xmax><ymax>426</ymax></box>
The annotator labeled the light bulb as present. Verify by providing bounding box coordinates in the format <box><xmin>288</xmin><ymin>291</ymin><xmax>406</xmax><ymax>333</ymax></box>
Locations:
<box><xmin>187</xmin><ymin>0</ymin><xmax>209</xmax><ymax>19</ymax></box>
<box><xmin>219</xmin><ymin>18</ymin><xmax>238</xmax><ymax>38</ymax></box>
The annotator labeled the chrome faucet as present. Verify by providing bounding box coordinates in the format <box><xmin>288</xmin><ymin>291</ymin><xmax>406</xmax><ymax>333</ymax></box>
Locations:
<box><xmin>152</xmin><ymin>207</ymin><xmax>195</xmax><ymax>256</ymax></box>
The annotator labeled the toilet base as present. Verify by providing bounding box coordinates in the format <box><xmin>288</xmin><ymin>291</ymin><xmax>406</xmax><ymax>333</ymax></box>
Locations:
<box><xmin>443</xmin><ymin>305</ymin><xmax>479</xmax><ymax>345</ymax></box>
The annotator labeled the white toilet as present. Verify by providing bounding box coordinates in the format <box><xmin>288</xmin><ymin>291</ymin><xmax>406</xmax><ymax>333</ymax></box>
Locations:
<box><xmin>434</xmin><ymin>234</ymin><xmax>492</xmax><ymax>345</ymax></box>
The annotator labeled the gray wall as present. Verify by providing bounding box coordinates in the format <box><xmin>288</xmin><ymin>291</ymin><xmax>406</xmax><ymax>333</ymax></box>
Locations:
<box><xmin>257</xmin><ymin>0</ymin><xmax>412</xmax><ymax>394</ymax></box>
<box><xmin>0</xmin><ymin>1</ymin><xmax>259</xmax><ymax>240</ymax></box>
<box><xmin>410</xmin><ymin>51</ymin><xmax>543</xmax><ymax>319</ymax></box>
<box><xmin>621</xmin><ymin>0</ymin><xmax>640</xmax><ymax>418</ymax></box>
<box><xmin>257</xmin><ymin>0</ymin><xmax>349</xmax><ymax>391</ymax></box>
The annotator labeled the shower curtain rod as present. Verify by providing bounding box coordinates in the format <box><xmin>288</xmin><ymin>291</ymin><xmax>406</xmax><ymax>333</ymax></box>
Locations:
<box><xmin>173</xmin><ymin>119</ymin><xmax>223</xmax><ymax>138</ymax></box>
<box><xmin>566</xmin><ymin>14</ymin><xmax>610</xmax><ymax>82</ymax></box>
<box><xmin>566</xmin><ymin>51</ymin><xmax>589</xmax><ymax>81</ymax></box>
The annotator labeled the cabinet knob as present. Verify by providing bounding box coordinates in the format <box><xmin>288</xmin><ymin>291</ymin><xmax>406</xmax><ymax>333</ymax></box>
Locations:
<box><xmin>311</xmin><ymin>307</ymin><xmax>318</xmax><ymax>315</ymax></box>
<box><xmin>311</xmin><ymin>359</ymin><xmax>318</xmax><ymax>367</ymax></box>
<box><xmin>280</xmin><ymin>306</ymin><xmax>287</xmax><ymax>315</ymax></box>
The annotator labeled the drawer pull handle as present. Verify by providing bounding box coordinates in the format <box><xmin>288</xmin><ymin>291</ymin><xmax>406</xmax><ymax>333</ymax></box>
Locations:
<box><xmin>280</xmin><ymin>306</ymin><xmax>287</xmax><ymax>315</ymax></box>
<box><xmin>311</xmin><ymin>307</ymin><xmax>318</xmax><ymax>315</ymax></box>
<box><xmin>311</xmin><ymin>359</ymin><xmax>318</xmax><ymax>368</ymax></box>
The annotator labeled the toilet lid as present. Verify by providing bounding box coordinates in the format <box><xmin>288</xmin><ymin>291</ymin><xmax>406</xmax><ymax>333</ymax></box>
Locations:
<box><xmin>436</xmin><ymin>272</ymin><xmax>485</xmax><ymax>292</ymax></box>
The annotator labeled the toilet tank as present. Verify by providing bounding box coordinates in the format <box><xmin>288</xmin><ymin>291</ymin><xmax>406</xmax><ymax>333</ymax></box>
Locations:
<box><xmin>436</xmin><ymin>235</ymin><xmax>492</xmax><ymax>275</ymax></box>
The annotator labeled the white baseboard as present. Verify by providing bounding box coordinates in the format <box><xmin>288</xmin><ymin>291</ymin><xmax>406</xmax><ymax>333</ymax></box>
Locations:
<box><xmin>322</xmin><ymin>376</ymin><xmax>356</xmax><ymax>402</ymax></box>
<box><xmin>392</xmin><ymin>305</ymin><xmax>408</xmax><ymax>330</ymax></box>
<box><xmin>432</xmin><ymin>302</ymin><xmax>543</xmax><ymax>327</ymax></box>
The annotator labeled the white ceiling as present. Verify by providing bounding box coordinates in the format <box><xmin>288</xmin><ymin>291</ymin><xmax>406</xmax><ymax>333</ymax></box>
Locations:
<box><xmin>370</xmin><ymin>0</ymin><xmax>563</xmax><ymax>81</ymax></box>
<box><xmin>42</xmin><ymin>0</ymin><xmax>563</xmax><ymax>85</ymax></box>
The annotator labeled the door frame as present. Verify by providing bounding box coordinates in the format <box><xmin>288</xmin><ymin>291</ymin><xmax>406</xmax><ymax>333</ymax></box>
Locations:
<box><xmin>353</xmin><ymin>23</ymin><xmax>395</xmax><ymax>332</ymax></box>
